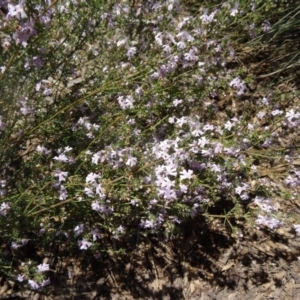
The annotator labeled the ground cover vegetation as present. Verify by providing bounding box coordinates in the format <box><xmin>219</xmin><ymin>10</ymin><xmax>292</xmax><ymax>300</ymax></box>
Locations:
<box><xmin>0</xmin><ymin>0</ymin><xmax>300</xmax><ymax>297</ymax></box>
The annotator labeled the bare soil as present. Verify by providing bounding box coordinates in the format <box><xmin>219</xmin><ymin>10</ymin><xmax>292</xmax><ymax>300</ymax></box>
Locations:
<box><xmin>2</xmin><ymin>219</ymin><xmax>300</xmax><ymax>299</ymax></box>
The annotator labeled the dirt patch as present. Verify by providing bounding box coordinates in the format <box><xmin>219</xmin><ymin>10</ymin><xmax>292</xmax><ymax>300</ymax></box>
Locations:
<box><xmin>1</xmin><ymin>219</ymin><xmax>300</xmax><ymax>299</ymax></box>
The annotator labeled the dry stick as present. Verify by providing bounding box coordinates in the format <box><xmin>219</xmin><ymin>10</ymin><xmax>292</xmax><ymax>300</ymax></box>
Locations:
<box><xmin>27</xmin><ymin>70</ymin><xmax>146</xmax><ymax>136</ymax></box>
<box><xmin>258</xmin><ymin>61</ymin><xmax>300</xmax><ymax>78</ymax></box>
<box><xmin>0</xmin><ymin>53</ymin><xmax>15</xmax><ymax>82</ymax></box>
<box><xmin>26</xmin><ymin>197</ymin><xmax>75</xmax><ymax>216</ymax></box>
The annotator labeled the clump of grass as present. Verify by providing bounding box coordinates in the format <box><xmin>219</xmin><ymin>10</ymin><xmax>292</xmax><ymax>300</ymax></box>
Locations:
<box><xmin>0</xmin><ymin>0</ymin><xmax>300</xmax><ymax>291</ymax></box>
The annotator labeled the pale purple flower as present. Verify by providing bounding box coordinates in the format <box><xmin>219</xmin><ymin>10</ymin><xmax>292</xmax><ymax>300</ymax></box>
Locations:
<box><xmin>86</xmin><ymin>172</ymin><xmax>100</xmax><ymax>184</ymax></box>
<box><xmin>17</xmin><ymin>274</ymin><xmax>24</xmax><ymax>282</ymax></box>
<box><xmin>164</xmin><ymin>164</ymin><xmax>178</xmax><ymax>177</ymax></box>
<box><xmin>58</xmin><ymin>185</ymin><xmax>68</xmax><ymax>201</ymax></box>
<box><xmin>28</xmin><ymin>279</ymin><xmax>40</xmax><ymax>290</ymax></box>
<box><xmin>170</xmin><ymin>216</ymin><xmax>181</xmax><ymax>224</ymax></box>
<box><xmin>116</xmin><ymin>38</ymin><xmax>127</xmax><ymax>47</ymax></box>
<box><xmin>63</xmin><ymin>146</ymin><xmax>72</xmax><ymax>153</ymax></box>
<box><xmin>84</xmin><ymin>187</ymin><xmax>94</xmax><ymax>197</ymax></box>
<box><xmin>53</xmin><ymin>153</ymin><xmax>69</xmax><ymax>163</ymax></box>
<box><xmin>91</xmin><ymin>228</ymin><xmax>101</xmax><ymax>241</ymax></box>
<box><xmin>229</xmin><ymin>77</ymin><xmax>247</xmax><ymax>95</ymax></box>
<box><xmin>91</xmin><ymin>201</ymin><xmax>113</xmax><ymax>215</ymax></box>
<box><xmin>202</xmin><ymin>148</ymin><xmax>214</xmax><ymax>157</ymax></box>
<box><xmin>126</xmin><ymin>46</ymin><xmax>136</xmax><ymax>59</ymax></box>
<box><xmin>203</xmin><ymin>124</ymin><xmax>215</xmax><ymax>132</ymax></box>
<box><xmin>177</xmin><ymin>31</ymin><xmax>194</xmax><ymax>42</ymax></box>
<box><xmin>179</xmin><ymin>169</ymin><xmax>193</xmax><ymax>180</ymax></box>
<box><xmin>12</xmin><ymin>20</ymin><xmax>37</xmax><ymax>47</ymax></box>
<box><xmin>286</xmin><ymin>109</ymin><xmax>300</xmax><ymax>123</ymax></box>
<box><xmin>0</xmin><ymin>202</ymin><xmax>10</xmax><ymax>216</ymax></box>
<box><xmin>176</xmin><ymin>41</ymin><xmax>186</xmax><ymax>49</ymax></box>
<box><xmin>198</xmin><ymin>136</ymin><xmax>210</xmax><ymax>148</ymax></box>
<box><xmin>228</xmin><ymin>46</ymin><xmax>235</xmax><ymax>58</ymax></box>
<box><xmin>257</xmin><ymin>111</ymin><xmax>266</xmax><ymax>119</ymax></box>
<box><xmin>163</xmin><ymin>44</ymin><xmax>172</xmax><ymax>54</ymax></box>
<box><xmin>213</xmin><ymin>142</ymin><xmax>223</xmax><ymax>154</ymax></box>
<box><xmin>191</xmin><ymin>125</ymin><xmax>203</xmax><ymax>137</ymax></box>
<box><xmin>293</xmin><ymin>224</ymin><xmax>300</xmax><ymax>234</ymax></box>
<box><xmin>78</xmin><ymin>238</ymin><xmax>92</xmax><ymax>250</ymax></box>
<box><xmin>184</xmin><ymin>49</ymin><xmax>198</xmax><ymax>62</ymax></box>
<box><xmin>235</xmin><ymin>183</ymin><xmax>249</xmax><ymax>195</ymax></box>
<box><xmin>7</xmin><ymin>3</ymin><xmax>27</xmax><ymax>20</ymax></box>
<box><xmin>0</xmin><ymin>116</ymin><xmax>6</xmax><ymax>131</ymax></box>
<box><xmin>256</xmin><ymin>214</ymin><xmax>283</xmax><ymax>229</ymax></box>
<box><xmin>271</xmin><ymin>109</ymin><xmax>283</xmax><ymax>116</ymax></box>
<box><xmin>249</xmin><ymin>23</ymin><xmax>256</xmax><ymax>38</ymax></box>
<box><xmin>223</xmin><ymin>146</ymin><xmax>239</xmax><ymax>156</ymax></box>
<box><xmin>224</xmin><ymin>119</ymin><xmax>237</xmax><ymax>131</ymax></box>
<box><xmin>247</xmin><ymin>123</ymin><xmax>255</xmax><ymax>131</ymax></box>
<box><xmin>254</xmin><ymin>196</ymin><xmax>277</xmax><ymax>212</ymax></box>
<box><xmin>173</xmin><ymin>99</ymin><xmax>183</xmax><ymax>107</ymax></box>
<box><xmin>126</xmin><ymin>155</ymin><xmax>137</xmax><ymax>167</ymax></box>
<box><xmin>285</xmin><ymin>175</ymin><xmax>300</xmax><ymax>187</ymax></box>
<box><xmin>140</xmin><ymin>219</ymin><xmax>155</xmax><ymax>228</ymax></box>
<box><xmin>150</xmin><ymin>199</ymin><xmax>158</xmax><ymax>206</ymax></box>
<box><xmin>40</xmin><ymin>278</ymin><xmax>51</xmax><ymax>287</ymax></box>
<box><xmin>177</xmin><ymin>17</ymin><xmax>190</xmax><ymax>29</ymax></box>
<box><xmin>155</xmin><ymin>173</ymin><xmax>175</xmax><ymax>187</ymax></box>
<box><xmin>251</xmin><ymin>2</ymin><xmax>257</xmax><ymax>10</ymax></box>
<box><xmin>20</xmin><ymin>102</ymin><xmax>35</xmax><ymax>115</ymax></box>
<box><xmin>95</xmin><ymin>183</ymin><xmax>106</xmax><ymax>199</ymax></box>
<box><xmin>157</xmin><ymin>186</ymin><xmax>176</xmax><ymax>200</ymax></box>
<box><xmin>54</xmin><ymin>169</ymin><xmax>68</xmax><ymax>182</ymax></box>
<box><xmin>155</xmin><ymin>32</ymin><xmax>163</xmax><ymax>46</ymax></box>
<box><xmin>240</xmin><ymin>192</ymin><xmax>250</xmax><ymax>200</ymax></box>
<box><xmin>36</xmin><ymin>145</ymin><xmax>51</xmax><ymax>155</ymax></box>
<box><xmin>179</xmin><ymin>183</ymin><xmax>188</xmax><ymax>193</ymax></box>
<box><xmin>230</xmin><ymin>7</ymin><xmax>239</xmax><ymax>16</ymax></box>
<box><xmin>117</xmin><ymin>95</ymin><xmax>135</xmax><ymax>110</ymax></box>
<box><xmin>37</xmin><ymin>263</ymin><xmax>49</xmax><ymax>273</ymax></box>
<box><xmin>130</xmin><ymin>199</ymin><xmax>138</xmax><ymax>206</ymax></box>
<box><xmin>24</xmin><ymin>55</ymin><xmax>43</xmax><ymax>70</ymax></box>
<box><xmin>74</xmin><ymin>224</ymin><xmax>84</xmax><ymax>236</ymax></box>
<box><xmin>262</xmin><ymin>138</ymin><xmax>272</xmax><ymax>148</ymax></box>
<box><xmin>200</xmin><ymin>10</ymin><xmax>217</xmax><ymax>24</ymax></box>
<box><xmin>262</xmin><ymin>20</ymin><xmax>271</xmax><ymax>32</ymax></box>
<box><xmin>209</xmin><ymin>163</ymin><xmax>221</xmax><ymax>173</ymax></box>
<box><xmin>117</xmin><ymin>225</ymin><xmax>125</xmax><ymax>233</ymax></box>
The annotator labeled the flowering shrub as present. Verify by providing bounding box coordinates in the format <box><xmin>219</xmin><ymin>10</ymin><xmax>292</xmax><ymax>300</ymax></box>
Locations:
<box><xmin>0</xmin><ymin>0</ymin><xmax>299</xmax><ymax>291</ymax></box>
